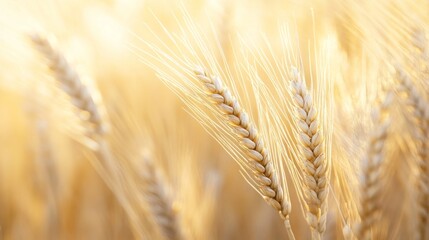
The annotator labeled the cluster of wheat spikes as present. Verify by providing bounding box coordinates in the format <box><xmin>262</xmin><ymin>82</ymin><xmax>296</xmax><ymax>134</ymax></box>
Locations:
<box><xmin>29</xmin><ymin>34</ymin><xmax>174</xmax><ymax>239</ymax></box>
<box><xmin>4</xmin><ymin>0</ymin><xmax>429</xmax><ymax>239</ymax></box>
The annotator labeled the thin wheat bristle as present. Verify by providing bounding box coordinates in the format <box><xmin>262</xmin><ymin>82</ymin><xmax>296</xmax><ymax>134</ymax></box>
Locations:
<box><xmin>193</xmin><ymin>66</ymin><xmax>295</xmax><ymax>239</ymax></box>
<box><xmin>357</xmin><ymin>91</ymin><xmax>392</xmax><ymax>240</ymax></box>
<box><xmin>290</xmin><ymin>67</ymin><xmax>328</xmax><ymax>240</ymax></box>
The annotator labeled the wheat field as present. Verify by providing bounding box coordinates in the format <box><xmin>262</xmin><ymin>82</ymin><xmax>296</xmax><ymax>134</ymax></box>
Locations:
<box><xmin>0</xmin><ymin>0</ymin><xmax>428</xmax><ymax>239</ymax></box>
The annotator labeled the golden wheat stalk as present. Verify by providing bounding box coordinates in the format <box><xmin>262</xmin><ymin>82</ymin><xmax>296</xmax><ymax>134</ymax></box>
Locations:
<box><xmin>194</xmin><ymin>66</ymin><xmax>295</xmax><ymax>239</ymax></box>
<box><xmin>357</xmin><ymin>91</ymin><xmax>392</xmax><ymax>240</ymax></box>
<box><xmin>395</xmin><ymin>66</ymin><xmax>429</xmax><ymax>240</ymax></box>
<box><xmin>139</xmin><ymin>154</ymin><xmax>179</xmax><ymax>240</ymax></box>
<box><xmin>34</xmin><ymin>119</ymin><xmax>60</xmax><ymax>240</ymax></box>
<box><xmin>290</xmin><ymin>67</ymin><xmax>328</xmax><ymax>240</ymax></box>
<box><xmin>25</xmin><ymin>86</ymin><xmax>60</xmax><ymax>240</ymax></box>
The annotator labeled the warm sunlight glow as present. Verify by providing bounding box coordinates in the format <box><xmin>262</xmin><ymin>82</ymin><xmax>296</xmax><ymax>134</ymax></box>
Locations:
<box><xmin>0</xmin><ymin>0</ymin><xmax>427</xmax><ymax>239</ymax></box>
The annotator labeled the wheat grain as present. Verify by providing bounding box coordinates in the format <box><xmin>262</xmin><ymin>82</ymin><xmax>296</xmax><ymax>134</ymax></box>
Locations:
<box><xmin>343</xmin><ymin>224</ymin><xmax>353</xmax><ymax>240</ymax></box>
<box><xmin>194</xmin><ymin>67</ymin><xmax>295</xmax><ymax>239</ymax></box>
<box><xmin>290</xmin><ymin>67</ymin><xmax>328</xmax><ymax>240</ymax></box>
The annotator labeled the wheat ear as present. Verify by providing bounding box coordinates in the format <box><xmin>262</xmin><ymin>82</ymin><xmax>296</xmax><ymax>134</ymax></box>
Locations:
<box><xmin>140</xmin><ymin>155</ymin><xmax>179</xmax><ymax>240</ymax></box>
<box><xmin>194</xmin><ymin>67</ymin><xmax>295</xmax><ymax>239</ymax></box>
<box><xmin>30</xmin><ymin>34</ymin><xmax>106</xmax><ymax>140</ymax></box>
<box><xmin>357</xmin><ymin>92</ymin><xmax>392</xmax><ymax>240</ymax></box>
<box><xmin>31</xmin><ymin>34</ymin><xmax>166</xmax><ymax>239</ymax></box>
<box><xmin>290</xmin><ymin>68</ymin><xmax>328</xmax><ymax>240</ymax></box>
<box><xmin>395</xmin><ymin>66</ymin><xmax>429</xmax><ymax>240</ymax></box>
